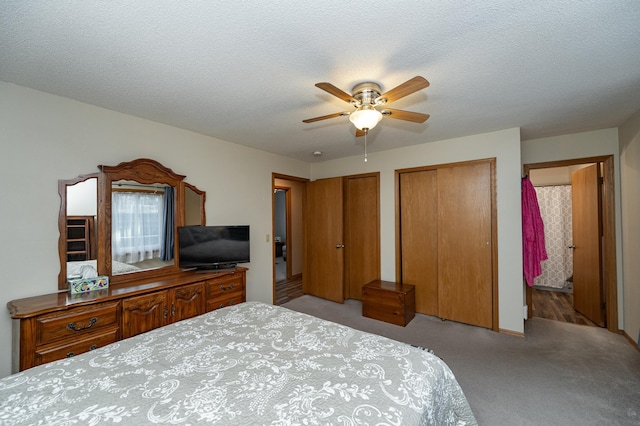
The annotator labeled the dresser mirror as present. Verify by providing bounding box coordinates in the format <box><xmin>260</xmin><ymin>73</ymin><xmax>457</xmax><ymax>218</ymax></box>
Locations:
<box><xmin>184</xmin><ymin>182</ymin><xmax>206</xmax><ymax>226</ymax></box>
<box><xmin>58</xmin><ymin>159</ymin><xmax>206</xmax><ymax>289</ymax></box>
<box><xmin>109</xmin><ymin>179</ymin><xmax>176</xmax><ymax>275</ymax></box>
<box><xmin>58</xmin><ymin>173</ymin><xmax>99</xmax><ymax>289</ymax></box>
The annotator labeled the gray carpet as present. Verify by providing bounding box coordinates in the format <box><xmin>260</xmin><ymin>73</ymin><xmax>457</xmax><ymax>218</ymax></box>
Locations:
<box><xmin>282</xmin><ymin>295</ymin><xmax>640</xmax><ymax>426</ymax></box>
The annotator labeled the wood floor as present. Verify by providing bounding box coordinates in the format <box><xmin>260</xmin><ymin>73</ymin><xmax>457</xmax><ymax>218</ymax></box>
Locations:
<box><xmin>275</xmin><ymin>276</ymin><xmax>303</xmax><ymax>305</ymax></box>
<box><xmin>531</xmin><ymin>287</ymin><xmax>598</xmax><ymax>327</ymax></box>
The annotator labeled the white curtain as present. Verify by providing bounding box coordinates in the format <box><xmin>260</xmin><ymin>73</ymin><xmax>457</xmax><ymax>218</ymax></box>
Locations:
<box><xmin>533</xmin><ymin>185</ymin><xmax>573</xmax><ymax>288</ymax></box>
<box><xmin>112</xmin><ymin>192</ymin><xmax>163</xmax><ymax>263</ymax></box>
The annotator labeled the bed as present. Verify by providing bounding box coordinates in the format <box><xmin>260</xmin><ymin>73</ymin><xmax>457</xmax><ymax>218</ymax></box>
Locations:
<box><xmin>67</xmin><ymin>259</ymin><xmax>141</xmax><ymax>279</ymax></box>
<box><xmin>0</xmin><ymin>301</ymin><xmax>476</xmax><ymax>425</ymax></box>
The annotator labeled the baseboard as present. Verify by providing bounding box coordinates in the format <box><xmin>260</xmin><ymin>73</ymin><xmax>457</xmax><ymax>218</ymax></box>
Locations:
<box><xmin>622</xmin><ymin>330</ymin><xmax>640</xmax><ymax>352</ymax></box>
<box><xmin>499</xmin><ymin>328</ymin><xmax>525</xmax><ymax>338</ymax></box>
<box><xmin>532</xmin><ymin>285</ymin><xmax>573</xmax><ymax>294</ymax></box>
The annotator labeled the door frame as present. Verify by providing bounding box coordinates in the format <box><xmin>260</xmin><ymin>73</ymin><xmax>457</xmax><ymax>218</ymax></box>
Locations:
<box><xmin>274</xmin><ymin>186</ymin><xmax>292</xmax><ymax>280</ymax></box>
<box><xmin>523</xmin><ymin>155</ymin><xmax>618</xmax><ymax>332</ymax></box>
<box><xmin>272</xmin><ymin>173</ymin><xmax>309</xmax><ymax>305</ymax></box>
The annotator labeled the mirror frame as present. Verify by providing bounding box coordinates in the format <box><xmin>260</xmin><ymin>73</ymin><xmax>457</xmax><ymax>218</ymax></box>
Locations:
<box><xmin>58</xmin><ymin>158</ymin><xmax>207</xmax><ymax>290</ymax></box>
<box><xmin>58</xmin><ymin>173</ymin><xmax>99</xmax><ymax>290</ymax></box>
<box><xmin>184</xmin><ymin>182</ymin><xmax>206</xmax><ymax>226</ymax></box>
<box><xmin>98</xmin><ymin>158</ymin><xmax>186</xmax><ymax>284</ymax></box>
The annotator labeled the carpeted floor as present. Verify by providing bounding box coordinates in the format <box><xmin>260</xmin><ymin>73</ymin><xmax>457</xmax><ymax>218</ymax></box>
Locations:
<box><xmin>282</xmin><ymin>295</ymin><xmax>640</xmax><ymax>426</ymax></box>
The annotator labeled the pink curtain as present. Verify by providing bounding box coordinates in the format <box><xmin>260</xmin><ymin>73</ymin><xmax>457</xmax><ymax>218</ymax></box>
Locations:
<box><xmin>522</xmin><ymin>176</ymin><xmax>548</xmax><ymax>286</ymax></box>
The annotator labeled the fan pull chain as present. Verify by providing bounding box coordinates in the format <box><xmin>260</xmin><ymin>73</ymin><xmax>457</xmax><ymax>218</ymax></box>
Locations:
<box><xmin>364</xmin><ymin>129</ymin><xmax>368</xmax><ymax>162</ymax></box>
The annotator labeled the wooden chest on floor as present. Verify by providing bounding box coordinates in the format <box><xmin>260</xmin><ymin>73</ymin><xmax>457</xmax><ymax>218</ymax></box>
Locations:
<box><xmin>362</xmin><ymin>280</ymin><xmax>415</xmax><ymax>326</ymax></box>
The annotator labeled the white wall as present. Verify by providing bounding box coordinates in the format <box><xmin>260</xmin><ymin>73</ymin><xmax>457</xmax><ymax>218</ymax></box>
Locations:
<box><xmin>66</xmin><ymin>179</ymin><xmax>97</xmax><ymax>216</ymax></box>
<box><xmin>619</xmin><ymin>110</ymin><xmax>640</xmax><ymax>346</ymax></box>
<box><xmin>0</xmin><ymin>82</ymin><xmax>310</xmax><ymax>377</ymax></box>
<box><xmin>521</xmin><ymin>128</ymin><xmax>624</xmax><ymax>328</ymax></box>
<box><xmin>311</xmin><ymin>128</ymin><xmax>524</xmax><ymax>334</ymax></box>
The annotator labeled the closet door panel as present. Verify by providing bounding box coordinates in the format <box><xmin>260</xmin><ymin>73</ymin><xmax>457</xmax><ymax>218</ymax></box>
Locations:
<box><xmin>344</xmin><ymin>175</ymin><xmax>380</xmax><ymax>300</ymax></box>
<box><xmin>437</xmin><ymin>162</ymin><xmax>493</xmax><ymax>328</ymax></box>
<box><xmin>399</xmin><ymin>170</ymin><xmax>439</xmax><ymax>315</ymax></box>
<box><xmin>304</xmin><ymin>177</ymin><xmax>344</xmax><ymax>303</ymax></box>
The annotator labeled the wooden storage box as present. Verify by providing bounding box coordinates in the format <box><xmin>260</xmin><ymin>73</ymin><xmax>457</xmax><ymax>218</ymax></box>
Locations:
<box><xmin>362</xmin><ymin>280</ymin><xmax>415</xmax><ymax>326</ymax></box>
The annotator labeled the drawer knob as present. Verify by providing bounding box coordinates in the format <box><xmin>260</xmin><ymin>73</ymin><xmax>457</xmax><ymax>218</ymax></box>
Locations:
<box><xmin>67</xmin><ymin>317</ymin><xmax>98</xmax><ymax>332</ymax></box>
<box><xmin>89</xmin><ymin>344</ymin><xmax>98</xmax><ymax>351</ymax></box>
<box><xmin>66</xmin><ymin>351</ymin><xmax>75</xmax><ymax>358</ymax></box>
<box><xmin>220</xmin><ymin>283</ymin><xmax>234</xmax><ymax>291</ymax></box>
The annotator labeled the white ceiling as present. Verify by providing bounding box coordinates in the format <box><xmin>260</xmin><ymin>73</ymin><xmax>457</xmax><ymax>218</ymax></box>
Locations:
<box><xmin>2</xmin><ymin>1</ymin><xmax>639</xmax><ymax>162</ymax></box>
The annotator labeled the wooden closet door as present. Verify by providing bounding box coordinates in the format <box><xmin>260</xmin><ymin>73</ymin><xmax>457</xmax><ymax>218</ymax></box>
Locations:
<box><xmin>344</xmin><ymin>174</ymin><xmax>380</xmax><ymax>300</ymax></box>
<box><xmin>399</xmin><ymin>170</ymin><xmax>439</xmax><ymax>315</ymax></box>
<box><xmin>437</xmin><ymin>162</ymin><xmax>493</xmax><ymax>328</ymax></box>
<box><xmin>304</xmin><ymin>177</ymin><xmax>344</xmax><ymax>303</ymax></box>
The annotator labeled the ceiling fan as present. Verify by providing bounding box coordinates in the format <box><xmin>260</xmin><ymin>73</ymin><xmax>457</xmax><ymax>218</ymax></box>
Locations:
<box><xmin>303</xmin><ymin>76</ymin><xmax>430</xmax><ymax>137</ymax></box>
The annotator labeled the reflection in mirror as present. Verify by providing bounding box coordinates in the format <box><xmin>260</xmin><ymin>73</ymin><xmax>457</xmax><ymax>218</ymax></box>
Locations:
<box><xmin>110</xmin><ymin>180</ymin><xmax>175</xmax><ymax>275</ymax></box>
<box><xmin>58</xmin><ymin>159</ymin><xmax>205</xmax><ymax>289</ymax></box>
<box><xmin>184</xmin><ymin>183</ymin><xmax>206</xmax><ymax>226</ymax></box>
<box><xmin>58</xmin><ymin>174</ymin><xmax>98</xmax><ymax>289</ymax></box>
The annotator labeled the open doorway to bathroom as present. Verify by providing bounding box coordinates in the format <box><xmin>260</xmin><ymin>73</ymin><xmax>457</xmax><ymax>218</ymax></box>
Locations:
<box><xmin>528</xmin><ymin>164</ymin><xmax>597</xmax><ymax>327</ymax></box>
<box><xmin>524</xmin><ymin>156</ymin><xmax>618</xmax><ymax>332</ymax></box>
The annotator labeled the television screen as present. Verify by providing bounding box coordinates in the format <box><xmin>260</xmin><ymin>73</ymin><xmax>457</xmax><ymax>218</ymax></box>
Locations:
<box><xmin>178</xmin><ymin>225</ymin><xmax>250</xmax><ymax>270</ymax></box>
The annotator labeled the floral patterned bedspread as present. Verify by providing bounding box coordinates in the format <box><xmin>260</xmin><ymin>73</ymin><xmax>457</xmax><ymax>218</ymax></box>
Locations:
<box><xmin>0</xmin><ymin>301</ymin><xmax>477</xmax><ymax>425</ymax></box>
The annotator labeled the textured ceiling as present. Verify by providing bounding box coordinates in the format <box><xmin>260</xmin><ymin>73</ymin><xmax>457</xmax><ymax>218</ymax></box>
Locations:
<box><xmin>1</xmin><ymin>1</ymin><xmax>639</xmax><ymax>162</ymax></box>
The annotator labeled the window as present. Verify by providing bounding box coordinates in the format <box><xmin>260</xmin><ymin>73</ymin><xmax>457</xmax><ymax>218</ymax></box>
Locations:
<box><xmin>112</xmin><ymin>191</ymin><xmax>164</xmax><ymax>263</ymax></box>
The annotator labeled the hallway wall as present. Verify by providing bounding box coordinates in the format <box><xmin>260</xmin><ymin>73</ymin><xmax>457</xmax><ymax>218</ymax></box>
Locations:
<box><xmin>619</xmin><ymin>109</ymin><xmax>640</xmax><ymax>346</ymax></box>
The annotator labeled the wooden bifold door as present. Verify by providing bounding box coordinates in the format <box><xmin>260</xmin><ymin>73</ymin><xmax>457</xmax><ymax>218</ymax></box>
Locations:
<box><xmin>397</xmin><ymin>159</ymin><xmax>496</xmax><ymax>329</ymax></box>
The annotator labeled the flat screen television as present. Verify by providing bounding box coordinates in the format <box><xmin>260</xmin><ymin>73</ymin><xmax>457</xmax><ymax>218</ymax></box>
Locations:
<box><xmin>178</xmin><ymin>225</ymin><xmax>250</xmax><ymax>270</ymax></box>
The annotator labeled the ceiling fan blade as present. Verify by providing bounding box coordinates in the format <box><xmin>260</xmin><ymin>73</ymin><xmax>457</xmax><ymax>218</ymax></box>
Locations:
<box><xmin>377</xmin><ymin>76</ymin><xmax>430</xmax><ymax>104</ymax></box>
<box><xmin>355</xmin><ymin>128</ymin><xmax>366</xmax><ymax>138</ymax></box>
<box><xmin>315</xmin><ymin>82</ymin><xmax>356</xmax><ymax>103</ymax></box>
<box><xmin>382</xmin><ymin>108</ymin><xmax>430</xmax><ymax>123</ymax></box>
<box><xmin>302</xmin><ymin>112</ymin><xmax>349</xmax><ymax>123</ymax></box>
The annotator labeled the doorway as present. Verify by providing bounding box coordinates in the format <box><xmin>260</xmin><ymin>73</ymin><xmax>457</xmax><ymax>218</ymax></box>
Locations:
<box><xmin>274</xmin><ymin>187</ymin><xmax>289</xmax><ymax>283</ymax></box>
<box><xmin>524</xmin><ymin>156</ymin><xmax>618</xmax><ymax>332</ymax></box>
<box><xmin>272</xmin><ymin>174</ymin><xmax>307</xmax><ymax>305</ymax></box>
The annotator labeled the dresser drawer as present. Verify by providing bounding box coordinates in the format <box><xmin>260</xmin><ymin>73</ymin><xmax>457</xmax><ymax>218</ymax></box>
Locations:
<box><xmin>35</xmin><ymin>326</ymin><xmax>119</xmax><ymax>366</ymax></box>
<box><xmin>35</xmin><ymin>301</ymin><xmax>120</xmax><ymax>345</ymax></box>
<box><xmin>205</xmin><ymin>274</ymin><xmax>244</xmax><ymax>312</ymax></box>
<box><xmin>206</xmin><ymin>274</ymin><xmax>243</xmax><ymax>296</ymax></box>
<box><xmin>206</xmin><ymin>292</ymin><xmax>244</xmax><ymax>312</ymax></box>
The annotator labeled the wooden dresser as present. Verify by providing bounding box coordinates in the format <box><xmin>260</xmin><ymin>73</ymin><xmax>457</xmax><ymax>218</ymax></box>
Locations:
<box><xmin>7</xmin><ymin>268</ymin><xmax>246</xmax><ymax>372</ymax></box>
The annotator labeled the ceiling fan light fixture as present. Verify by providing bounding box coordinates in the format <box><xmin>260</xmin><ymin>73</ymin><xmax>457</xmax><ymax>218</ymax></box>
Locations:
<box><xmin>349</xmin><ymin>106</ymin><xmax>383</xmax><ymax>131</ymax></box>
